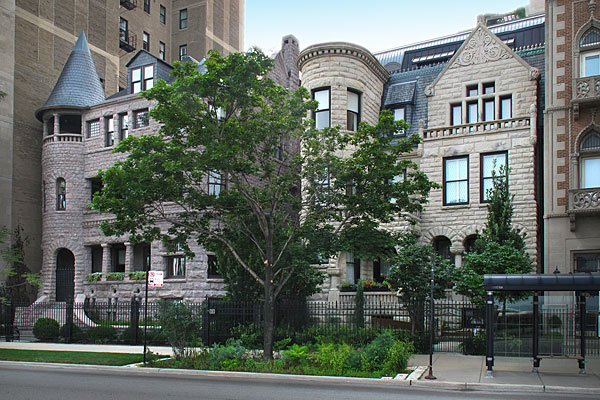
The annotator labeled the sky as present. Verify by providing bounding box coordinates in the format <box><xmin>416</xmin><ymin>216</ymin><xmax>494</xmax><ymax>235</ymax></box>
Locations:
<box><xmin>244</xmin><ymin>0</ymin><xmax>536</xmax><ymax>55</ymax></box>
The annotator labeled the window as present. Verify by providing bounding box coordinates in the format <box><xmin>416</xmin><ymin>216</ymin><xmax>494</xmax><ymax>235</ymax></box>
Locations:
<box><xmin>90</xmin><ymin>177</ymin><xmax>102</xmax><ymax>202</ymax></box>
<box><xmin>207</xmin><ymin>254</ymin><xmax>221</xmax><ymax>279</ymax></box>
<box><xmin>160</xmin><ymin>5</ymin><xmax>166</xmax><ymax>24</ymax></box>
<box><xmin>483</xmin><ymin>99</ymin><xmax>495</xmax><ymax>121</ymax></box>
<box><xmin>159</xmin><ymin>41</ymin><xmax>166</xmax><ymax>60</ymax></box>
<box><xmin>575</xmin><ymin>253</ymin><xmax>600</xmax><ymax>273</ymax></box>
<box><xmin>481</xmin><ymin>152</ymin><xmax>507</xmax><ymax>202</ymax></box>
<box><xmin>466</xmin><ymin>85</ymin><xmax>478</xmax><ymax>97</ymax></box>
<box><xmin>347</xmin><ymin>90</ymin><xmax>360</xmax><ymax>131</ymax></box>
<box><xmin>119</xmin><ymin>112</ymin><xmax>128</xmax><ymax>140</ymax></box>
<box><xmin>393</xmin><ymin>107</ymin><xmax>406</xmax><ymax>135</ymax></box>
<box><xmin>444</xmin><ymin>156</ymin><xmax>468</xmax><ymax>205</ymax></box>
<box><xmin>451</xmin><ymin>104</ymin><xmax>462</xmax><ymax>125</ymax></box>
<box><xmin>88</xmin><ymin>119</ymin><xmax>101</xmax><ymax>137</ymax></box>
<box><xmin>580</xmin><ymin>131</ymin><xmax>600</xmax><ymax>188</ymax></box>
<box><xmin>111</xmin><ymin>244</ymin><xmax>126</xmax><ymax>272</ymax></box>
<box><xmin>132</xmin><ymin>65</ymin><xmax>154</xmax><ymax>93</ymax></box>
<box><xmin>166</xmin><ymin>243</ymin><xmax>186</xmax><ymax>278</ymax></box>
<box><xmin>433</xmin><ymin>236</ymin><xmax>455</xmax><ymax>264</ymax></box>
<box><xmin>46</xmin><ymin>117</ymin><xmax>55</xmax><ymax>136</ymax></box>
<box><xmin>143</xmin><ymin>32</ymin><xmax>150</xmax><ymax>51</ymax></box>
<box><xmin>483</xmin><ymin>82</ymin><xmax>495</xmax><ymax>94</ymax></box>
<box><xmin>56</xmin><ymin>178</ymin><xmax>66</xmax><ymax>211</ymax></box>
<box><xmin>373</xmin><ymin>258</ymin><xmax>394</xmax><ymax>283</ymax></box>
<box><xmin>208</xmin><ymin>171</ymin><xmax>224</xmax><ymax>196</ymax></box>
<box><xmin>143</xmin><ymin>0</ymin><xmax>150</xmax><ymax>13</ymax></box>
<box><xmin>500</xmin><ymin>96</ymin><xmax>512</xmax><ymax>119</ymax></box>
<box><xmin>105</xmin><ymin>116</ymin><xmax>114</xmax><ymax>147</ymax></box>
<box><xmin>467</xmin><ymin>101</ymin><xmax>478</xmax><ymax>124</ymax></box>
<box><xmin>179</xmin><ymin>9</ymin><xmax>188</xmax><ymax>29</ymax></box>
<box><xmin>345</xmin><ymin>253</ymin><xmax>360</xmax><ymax>284</ymax></box>
<box><xmin>134</xmin><ymin>108</ymin><xmax>149</xmax><ymax>128</ymax></box>
<box><xmin>119</xmin><ymin>18</ymin><xmax>128</xmax><ymax>42</ymax></box>
<box><xmin>179</xmin><ymin>44</ymin><xmax>187</xmax><ymax>61</ymax></box>
<box><xmin>134</xmin><ymin>243</ymin><xmax>151</xmax><ymax>272</ymax></box>
<box><xmin>464</xmin><ymin>235</ymin><xmax>478</xmax><ymax>253</ymax></box>
<box><xmin>313</xmin><ymin>88</ymin><xmax>330</xmax><ymax>129</ymax></box>
<box><xmin>90</xmin><ymin>245</ymin><xmax>102</xmax><ymax>273</ymax></box>
<box><xmin>388</xmin><ymin>170</ymin><xmax>407</xmax><ymax>204</ymax></box>
<box><xmin>580</xmin><ymin>29</ymin><xmax>600</xmax><ymax>77</ymax></box>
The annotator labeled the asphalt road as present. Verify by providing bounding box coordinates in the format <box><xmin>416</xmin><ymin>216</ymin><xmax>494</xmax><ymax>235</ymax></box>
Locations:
<box><xmin>0</xmin><ymin>362</ymin><xmax>596</xmax><ymax>400</ymax></box>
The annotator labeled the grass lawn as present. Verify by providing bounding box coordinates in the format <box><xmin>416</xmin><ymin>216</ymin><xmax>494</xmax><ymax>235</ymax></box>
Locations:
<box><xmin>0</xmin><ymin>349</ymin><xmax>145</xmax><ymax>366</ymax></box>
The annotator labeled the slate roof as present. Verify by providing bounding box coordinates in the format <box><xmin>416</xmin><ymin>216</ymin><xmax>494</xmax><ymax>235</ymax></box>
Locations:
<box><xmin>384</xmin><ymin>81</ymin><xmax>416</xmax><ymax>107</ymax></box>
<box><xmin>36</xmin><ymin>31</ymin><xmax>105</xmax><ymax>120</ymax></box>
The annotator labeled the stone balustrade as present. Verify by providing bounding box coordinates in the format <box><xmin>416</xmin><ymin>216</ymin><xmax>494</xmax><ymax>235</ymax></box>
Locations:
<box><xmin>339</xmin><ymin>291</ymin><xmax>399</xmax><ymax>303</ymax></box>
<box><xmin>43</xmin><ymin>133</ymin><xmax>83</xmax><ymax>145</ymax></box>
<box><xmin>569</xmin><ymin>187</ymin><xmax>600</xmax><ymax>213</ymax></box>
<box><xmin>574</xmin><ymin>76</ymin><xmax>600</xmax><ymax>101</ymax></box>
<box><xmin>423</xmin><ymin>117</ymin><xmax>530</xmax><ymax>139</ymax></box>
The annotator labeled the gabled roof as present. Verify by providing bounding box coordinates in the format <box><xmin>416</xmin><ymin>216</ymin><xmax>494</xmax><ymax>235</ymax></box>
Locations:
<box><xmin>424</xmin><ymin>22</ymin><xmax>540</xmax><ymax>97</ymax></box>
<box><xmin>36</xmin><ymin>31</ymin><xmax>105</xmax><ymax>121</ymax></box>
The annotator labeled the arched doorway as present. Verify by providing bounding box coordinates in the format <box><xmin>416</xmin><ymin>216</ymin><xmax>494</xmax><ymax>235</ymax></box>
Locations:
<box><xmin>56</xmin><ymin>248</ymin><xmax>75</xmax><ymax>301</ymax></box>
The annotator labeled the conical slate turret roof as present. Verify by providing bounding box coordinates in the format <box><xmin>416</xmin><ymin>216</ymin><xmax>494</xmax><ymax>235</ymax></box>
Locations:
<box><xmin>35</xmin><ymin>31</ymin><xmax>105</xmax><ymax>121</ymax></box>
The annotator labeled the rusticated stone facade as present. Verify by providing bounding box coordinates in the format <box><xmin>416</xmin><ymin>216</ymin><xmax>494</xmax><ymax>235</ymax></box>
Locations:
<box><xmin>298</xmin><ymin>22</ymin><xmax>542</xmax><ymax>302</ymax></box>
<box><xmin>545</xmin><ymin>0</ymin><xmax>600</xmax><ymax>276</ymax></box>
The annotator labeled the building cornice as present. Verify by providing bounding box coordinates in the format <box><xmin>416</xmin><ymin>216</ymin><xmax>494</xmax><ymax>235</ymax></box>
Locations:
<box><xmin>297</xmin><ymin>42</ymin><xmax>390</xmax><ymax>84</ymax></box>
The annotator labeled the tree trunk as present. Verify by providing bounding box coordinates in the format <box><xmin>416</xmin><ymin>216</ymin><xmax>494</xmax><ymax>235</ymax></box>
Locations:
<box><xmin>263</xmin><ymin>282</ymin><xmax>275</xmax><ymax>360</ymax></box>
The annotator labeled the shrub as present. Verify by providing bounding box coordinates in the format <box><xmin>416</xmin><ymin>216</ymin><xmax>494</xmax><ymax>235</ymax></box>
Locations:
<box><xmin>88</xmin><ymin>325</ymin><xmax>117</xmax><ymax>344</ymax></box>
<box><xmin>281</xmin><ymin>344</ymin><xmax>309</xmax><ymax>367</ymax></box>
<box><xmin>33</xmin><ymin>318</ymin><xmax>60</xmax><ymax>342</ymax></box>
<box><xmin>206</xmin><ymin>339</ymin><xmax>247</xmax><ymax>369</ymax></box>
<box><xmin>461</xmin><ymin>332</ymin><xmax>486</xmax><ymax>355</ymax></box>
<box><xmin>158</xmin><ymin>300</ymin><xmax>202</xmax><ymax>360</ymax></box>
<box><xmin>59</xmin><ymin>323</ymin><xmax>85</xmax><ymax>342</ymax></box>
<box><xmin>146</xmin><ymin>328</ymin><xmax>169</xmax><ymax>345</ymax></box>
<box><xmin>382</xmin><ymin>340</ymin><xmax>414</xmax><ymax>376</ymax></box>
<box><xmin>313</xmin><ymin>343</ymin><xmax>351</xmax><ymax>375</ymax></box>
<box><xmin>119</xmin><ymin>326</ymin><xmax>143</xmax><ymax>344</ymax></box>
<box><xmin>230</xmin><ymin>323</ymin><xmax>262</xmax><ymax>349</ymax></box>
<box><xmin>361</xmin><ymin>331</ymin><xmax>394</xmax><ymax>372</ymax></box>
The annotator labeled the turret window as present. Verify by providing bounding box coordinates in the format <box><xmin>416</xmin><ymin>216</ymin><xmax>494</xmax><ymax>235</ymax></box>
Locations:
<box><xmin>312</xmin><ymin>88</ymin><xmax>330</xmax><ymax>129</ymax></box>
<box><xmin>347</xmin><ymin>90</ymin><xmax>361</xmax><ymax>131</ymax></box>
<box><xmin>56</xmin><ymin>178</ymin><xmax>66</xmax><ymax>211</ymax></box>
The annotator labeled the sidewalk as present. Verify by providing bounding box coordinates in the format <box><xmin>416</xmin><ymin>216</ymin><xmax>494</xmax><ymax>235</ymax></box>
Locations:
<box><xmin>1</xmin><ymin>341</ymin><xmax>598</xmax><ymax>394</ymax></box>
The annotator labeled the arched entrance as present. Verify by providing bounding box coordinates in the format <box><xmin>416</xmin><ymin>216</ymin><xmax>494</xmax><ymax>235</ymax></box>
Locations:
<box><xmin>55</xmin><ymin>248</ymin><xmax>75</xmax><ymax>301</ymax></box>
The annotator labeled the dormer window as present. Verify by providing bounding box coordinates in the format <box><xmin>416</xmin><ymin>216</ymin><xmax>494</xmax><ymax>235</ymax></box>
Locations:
<box><xmin>580</xmin><ymin>28</ymin><xmax>600</xmax><ymax>77</ymax></box>
<box><xmin>131</xmin><ymin>65</ymin><xmax>154</xmax><ymax>93</ymax></box>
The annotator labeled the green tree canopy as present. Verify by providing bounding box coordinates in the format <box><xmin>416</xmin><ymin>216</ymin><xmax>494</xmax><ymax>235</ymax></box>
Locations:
<box><xmin>93</xmin><ymin>49</ymin><xmax>437</xmax><ymax>358</ymax></box>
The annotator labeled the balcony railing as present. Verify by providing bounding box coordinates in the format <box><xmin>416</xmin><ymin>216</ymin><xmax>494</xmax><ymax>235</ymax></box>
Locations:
<box><xmin>568</xmin><ymin>187</ymin><xmax>600</xmax><ymax>214</ymax></box>
<box><xmin>120</xmin><ymin>0</ymin><xmax>137</xmax><ymax>10</ymax></box>
<box><xmin>574</xmin><ymin>76</ymin><xmax>600</xmax><ymax>102</ymax></box>
<box><xmin>43</xmin><ymin>134</ymin><xmax>83</xmax><ymax>145</ymax></box>
<box><xmin>119</xmin><ymin>29</ymin><xmax>136</xmax><ymax>52</ymax></box>
<box><xmin>423</xmin><ymin>117</ymin><xmax>530</xmax><ymax>139</ymax></box>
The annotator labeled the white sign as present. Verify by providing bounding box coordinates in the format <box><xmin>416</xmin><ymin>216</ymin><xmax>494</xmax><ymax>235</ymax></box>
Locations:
<box><xmin>148</xmin><ymin>271</ymin><xmax>163</xmax><ymax>287</ymax></box>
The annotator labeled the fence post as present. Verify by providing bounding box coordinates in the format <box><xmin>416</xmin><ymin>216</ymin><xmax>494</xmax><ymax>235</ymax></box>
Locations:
<box><xmin>532</xmin><ymin>292</ymin><xmax>539</xmax><ymax>371</ymax></box>
<box><xmin>130</xmin><ymin>298</ymin><xmax>139</xmax><ymax>345</ymax></box>
<box><xmin>202</xmin><ymin>296</ymin><xmax>209</xmax><ymax>346</ymax></box>
<box><xmin>485</xmin><ymin>291</ymin><xmax>495</xmax><ymax>377</ymax></box>
<box><xmin>6</xmin><ymin>302</ymin><xmax>15</xmax><ymax>342</ymax></box>
<box><xmin>579</xmin><ymin>293</ymin><xmax>586</xmax><ymax>374</ymax></box>
<box><xmin>65</xmin><ymin>298</ymin><xmax>74</xmax><ymax>343</ymax></box>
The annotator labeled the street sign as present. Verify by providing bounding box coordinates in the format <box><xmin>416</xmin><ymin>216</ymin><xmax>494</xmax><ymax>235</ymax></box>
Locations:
<box><xmin>148</xmin><ymin>271</ymin><xmax>163</xmax><ymax>287</ymax></box>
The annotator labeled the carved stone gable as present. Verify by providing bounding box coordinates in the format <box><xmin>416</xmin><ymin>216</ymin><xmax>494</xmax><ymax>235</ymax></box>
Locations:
<box><xmin>449</xmin><ymin>28</ymin><xmax>511</xmax><ymax>69</ymax></box>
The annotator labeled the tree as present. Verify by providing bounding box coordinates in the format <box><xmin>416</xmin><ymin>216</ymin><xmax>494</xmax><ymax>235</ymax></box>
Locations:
<box><xmin>386</xmin><ymin>233</ymin><xmax>454</xmax><ymax>333</ymax></box>
<box><xmin>0</xmin><ymin>226</ymin><xmax>40</xmax><ymax>305</ymax></box>
<box><xmin>93</xmin><ymin>49</ymin><xmax>437</xmax><ymax>359</ymax></box>
<box><xmin>454</xmin><ymin>167</ymin><xmax>533</xmax><ymax>304</ymax></box>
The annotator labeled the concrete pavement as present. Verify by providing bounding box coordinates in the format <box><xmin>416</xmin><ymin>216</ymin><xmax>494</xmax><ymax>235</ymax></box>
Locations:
<box><xmin>0</xmin><ymin>341</ymin><xmax>598</xmax><ymax>395</ymax></box>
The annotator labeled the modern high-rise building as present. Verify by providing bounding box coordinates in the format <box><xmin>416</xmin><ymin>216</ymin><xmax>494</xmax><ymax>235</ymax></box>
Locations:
<box><xmin>0</xmin><ymin>0</ymin><xmax>244</xmax><ymax>278</ymax></box>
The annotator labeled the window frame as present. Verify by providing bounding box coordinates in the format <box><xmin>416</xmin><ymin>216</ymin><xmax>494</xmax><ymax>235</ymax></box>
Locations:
<box><xmin>179</xmin><ymin>9</ymin><xmax>188</xmax><ymax>29</ymax></box>
<box><xmin>118</xmin><ymin>112</ymin><xmax>129</xmax><ymax>141</ymax></box>
<box><xmin>56</xmin><ymin>178</ymin><xmax>66</xmax><ymax>211</ymax></box>
<box><xmin>207</xmin><ymin>254</ymin><xmax>222</xmax><ymax>279</ymax></box>
<box><xmin>89</xmin><ymin>177</ymin><xmax>103</xmax><ymax>203</ymax></box>
<box><xmin>346</xmin><ymin>89</ymin><xmax>361</xmax><ymax>131</ymax></box>
<box><xmin>179</xmin><ymin>44</ymin><xmax>187</xmax><ymax>61</ymax></box>
<box><xmin>480</xmin><ymin>151</ymin><xmax>508</xmax><ymax>203</ymax></box>
<box><xmin>159</xmin><ymin>4</ymin><xmax>166</xmax><ymax>24</ymax></box>
<box><xmin>393</xmin><ymin>106</ymin><xmax>406</xmax><ymax>136</ymax></box>
<box><xmin>500</xmin><ymin>95</ymin><xmax>512</xmax><ymax>119</ymax></box>
<box><xmin>131</xmin><ymin>64</ymin><xmax>154</xmax><ymax>94</ymax></box>
<box><xmin>581</xmin><ymin>50</ymin><xmax>600</xmax><ymax>77</ymax></box>
<box><xmin>104</xmin><ymin>115</ymin><xmax>115</xmax><ymax>147</ymax></box>
<box><xmin>208</xmin><ymin>171</ymin><xmax>225</xmax><ymax>196</ymax></box>
<box><xmin>345</xmin><ymin>253</ymin><xmax>361</xmax><ymax>284</ymax></box>
<box><xmin>443</xmin><ymin>155</ymin><xmax>469</xmax><ymax>206</ymax></box>
<box><xmin>159</xmin><ymin>41</ymin><xmax>166</xmax><ymax>60</ymax></box>
<box><xmin>451</xmin><ymin>103</ymin><xmax>462</xmax><ymax>126</ymax></box>
<box><xmin>87</xmin><ymin>119</ymin><xmax>101</xmax><ymax>138</ymax></box>
<box><xmin>134</xmin><ymin>108</ymin><xmax>149</xmax><ymax>128</ymax></box>
<box><xmin>143</xmin><ymin>0</ymin><xmax>150</xmax><ymax>13</ymax></box>
<box><xmin>142</xmin><ymin>31</ymin><xmax>150</xmax><ymax>51</ymax></box>
<box><xmin>312</xmin><ymin>87</ymin><xmax>331</xmax><ymax>130</ymax></box>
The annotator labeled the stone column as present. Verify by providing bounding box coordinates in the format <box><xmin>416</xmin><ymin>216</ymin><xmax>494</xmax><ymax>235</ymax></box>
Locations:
<box><xmin>53</xmin><ymin>113</ymin><xmax>60</xmax><ymax>135</ymax></box>
<box><xmin>101</xmin><ymin>243</ymin><xmax>111</xmax><ymax>274</ymax></box>
<box><xmin>125</xmin><ymin>242</ymin><xmax>133</xmax><ymax>274</ymax></box>
<box><xmin>451</xmin><ymin>245</ymin><xmax>465</xmax><ymax>269</ymax></box>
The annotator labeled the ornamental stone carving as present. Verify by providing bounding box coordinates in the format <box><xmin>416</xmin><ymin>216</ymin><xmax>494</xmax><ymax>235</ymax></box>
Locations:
<box><xmin>449</xmin><ymin>28</ymin><xmax>510</xmax><ymax>69</ymax></box>
<box><xmin>570</xmin><ymin>188</ymin><xmax>600</xmax><ymax>211</ymax></box>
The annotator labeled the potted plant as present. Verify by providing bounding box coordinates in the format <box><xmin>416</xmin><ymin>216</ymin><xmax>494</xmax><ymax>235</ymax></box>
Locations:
<box><xmin>341</xmin><ymin>281</ymin><xmax>356</xmax><ymax>292</ymax></box>
<box><xmin>85</xmin><ymin>272</ymin><xmax>102</xmax><ymax>283</ymax></box>
<box><xmin>105</xmin><ymin>272</ymin><xmax>125</xmax><ymax>281</ymax></box>
<box><xmin>128</xmin><ymin>271</ymin><xmax>146</xmax><ymax>281</ymax></box>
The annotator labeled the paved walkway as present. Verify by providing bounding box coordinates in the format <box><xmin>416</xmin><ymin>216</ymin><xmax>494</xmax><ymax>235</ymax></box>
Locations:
<box><xmin>1</xmin><ymin>342</ymin><xmax>598</xmax><ymax>394</ymax></box>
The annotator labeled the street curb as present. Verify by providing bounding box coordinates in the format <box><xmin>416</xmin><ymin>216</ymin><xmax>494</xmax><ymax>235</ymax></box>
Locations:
<box><xmin>1</xmin><ymin>360</ymin><xmax>598</xmax><ymax>395</ymax></box>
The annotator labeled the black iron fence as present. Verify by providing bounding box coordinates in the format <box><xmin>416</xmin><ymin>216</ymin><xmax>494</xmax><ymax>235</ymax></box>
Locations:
<box><xmin>2</xmin><ymin>296</ymin><xmax>598</xmax><ymax>357</ymax></box>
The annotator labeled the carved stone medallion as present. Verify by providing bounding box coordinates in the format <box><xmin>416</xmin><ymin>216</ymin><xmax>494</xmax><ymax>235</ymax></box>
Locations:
<box><xmin>449</xmin><ymin>28</ymin><xmax>511</xmax><ymax>69</ymax></box>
